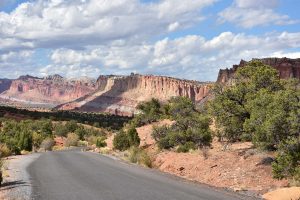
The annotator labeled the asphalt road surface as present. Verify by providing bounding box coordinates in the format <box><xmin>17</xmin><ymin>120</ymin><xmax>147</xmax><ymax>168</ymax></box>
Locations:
<box><xmin>27</xmin><ymin>149</ymin><xmax>253</xmax><ymax>200</ymax></box>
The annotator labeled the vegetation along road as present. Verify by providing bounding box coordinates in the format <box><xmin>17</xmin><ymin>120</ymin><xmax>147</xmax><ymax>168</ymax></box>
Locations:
<box><xmin>27</xmin><ymin>149</ymin><xmax>251</xmax><ymax>200</ymax></box>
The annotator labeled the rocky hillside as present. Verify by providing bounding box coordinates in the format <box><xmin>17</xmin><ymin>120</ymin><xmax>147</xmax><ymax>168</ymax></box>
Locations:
<box><xmin>217</xmin><ymin>57</ymin><xmax>300</xmax><ymax>84</ymax></box>
<box><xmin>1</xmin><ymin>57</ymin><xmax>299</xmax><ymax>114</ymax></box>
<box><xmin>57</xmin><ymin>74</ymin><xmax>212</xmax><ymax>116</ymax></box>
<box><xmin>0</xmin><ymin>75</ymin><xmax>96</xmax><ymax>107</ymax></box>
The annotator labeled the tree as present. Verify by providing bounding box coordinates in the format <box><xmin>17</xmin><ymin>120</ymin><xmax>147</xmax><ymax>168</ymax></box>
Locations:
<box><xmin>127</xmin><ymin>127</ymin><xmax>140</xmax><ymax>147</ymax></box>
<box><xmin>272</xmin><ymin>138</ymin><xmax>300</xmax><ymax>184</ymax></box>
<box><xmin>153</xmin><ymin>97</ymin><xmax>212</xmax><ymax>151</ymax></box>
<box><xmin>210</xmin><ymin>61</ymin><xmax>284</xmax><ymax>143</ymax></box>
<box><xmin>136</xmin><ymin>98</ymin><xmax>162</xmax><ymax>124</ymax></box>
<box><xmin>113</xmin><ymin>131</ymin><xmax>130</xmax><ymax>151</ymax></box>
<box><xmin>244</xmin><ymin>88</ymin><xmax>300</xmax><ymax>149</ymax></box>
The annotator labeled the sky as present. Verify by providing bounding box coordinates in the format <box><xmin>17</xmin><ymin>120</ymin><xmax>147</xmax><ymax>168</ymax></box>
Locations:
<box><xmin>0</xmin><ymin>0</ymin><xmax>300</xmax><ymax>81</ymax></box>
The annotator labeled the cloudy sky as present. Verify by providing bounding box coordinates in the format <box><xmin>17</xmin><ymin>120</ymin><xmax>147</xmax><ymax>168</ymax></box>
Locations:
<box><xmin>0</xmin><ymin>0</ymin><xmax>299</xmax><ymax>81</ymax></box>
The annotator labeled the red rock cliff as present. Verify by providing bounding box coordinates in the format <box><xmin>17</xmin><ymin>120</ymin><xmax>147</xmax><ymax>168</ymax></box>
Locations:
<box><xmin>217</xmin><ymin>58</ymin><xmax>300</xmax><ymax>83</ymax></box>
<box><xmin>0</xmin><ymin>75</ymin><xmax>96</xmax><ymax>106</ymax></box>
<box><xmin>58</xmin><ymin>74</ymin><xmax>212</xmax><ymax>116</ymax></box>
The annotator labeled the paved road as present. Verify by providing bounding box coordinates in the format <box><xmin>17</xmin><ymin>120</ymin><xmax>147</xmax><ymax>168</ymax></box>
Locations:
<box><xmin>27</xmin><ymin>149</ymin><xmax>252</xmax><ymax>200</ymax></box>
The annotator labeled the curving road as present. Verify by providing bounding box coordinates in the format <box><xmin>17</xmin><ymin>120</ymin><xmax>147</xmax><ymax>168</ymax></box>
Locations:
<box><xmin>27</xmin><ymin>149</ymin><xmax>253</xmax><ymax>200</ymax></box>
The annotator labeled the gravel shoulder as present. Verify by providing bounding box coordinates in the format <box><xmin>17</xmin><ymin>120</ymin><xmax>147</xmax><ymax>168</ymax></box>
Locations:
<box><xmin>0</xmin><ymin>153</ymin><xmax>40</xmax><ymax>200</ymax></box>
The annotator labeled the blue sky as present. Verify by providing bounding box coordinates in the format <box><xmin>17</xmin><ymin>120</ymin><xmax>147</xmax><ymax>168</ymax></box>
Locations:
<box><xmin>0</xmin><ymin>0</ymin><xmax>299</xmax><ymax>81</ymax></box>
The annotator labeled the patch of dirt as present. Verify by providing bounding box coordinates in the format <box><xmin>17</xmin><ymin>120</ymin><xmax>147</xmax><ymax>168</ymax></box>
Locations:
<box><xmin>136</xmin><ymin>121</ymin><xmax>288</xmax><ymax>195</ymax></box>
<box><xmin>262</xmin><ymin>187</ymin><xmax>300</xmax><ymax>200</ymax></box>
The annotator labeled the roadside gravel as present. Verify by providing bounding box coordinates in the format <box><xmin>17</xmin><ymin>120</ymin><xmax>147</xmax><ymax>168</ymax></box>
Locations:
<box><xmin>0</xmin><ymin>153</ymin><xmax>40</xmax><ymax>200</ymax></box>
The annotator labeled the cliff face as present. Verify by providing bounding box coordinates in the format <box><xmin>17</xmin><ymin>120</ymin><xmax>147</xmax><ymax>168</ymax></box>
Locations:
<box><xmin>0</xmin><ymin>75</ymin><xmax>96</xmax><ymax>106</ymax></box>
<box><xmin>0</xmin><ymin>79</ymin><xmax>12</xmax><ymax>94</ymax></box>
<box><xmin>58</xmin><ymin>74</ymin><xmax>212</xmax><ymax>116</ymax></box>
<box><xmin>217</xmin><ymin>58</ymin><xmax>300</xmax><ymax>83</ymax></box>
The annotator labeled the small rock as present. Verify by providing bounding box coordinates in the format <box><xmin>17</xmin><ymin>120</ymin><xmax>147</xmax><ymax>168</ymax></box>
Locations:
<box><xmin>178</xmin><ymin>167</ymin><xmax>185</xmax><ymax>171</ymax></box>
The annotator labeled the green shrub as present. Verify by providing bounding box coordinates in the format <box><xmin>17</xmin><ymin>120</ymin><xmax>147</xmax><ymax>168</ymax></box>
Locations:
<box><xmin>65</xmin><ymin>133</ymin><xmax>79</xmax><ymax>147</ymax></box>
<box><xmin>113</xmin><ymin>131</ymin><xmax>130</xmax><ymax>151</ymax></box>
<box><xmin>65</xmin><ymin>120</ymin><xmax>78</xmax><ymax>133</ymax></box>
<box><xmin>127</xmin><ymin>127</ymin><xmax>140</xmax><ymax>147</ymax></box>
<box><xmin>152</xmin><ymin>125</ymin><xmax>169</xmax><ymax>142</ymax></box>
<box><xmin>54</xmin><ymin>123</ymin><xmax>69</xmax><ymax>137</ymax></box>
<box><xmin>0</xmin><ymin>143</ymin><xmax>11</xmax><ymax>157</ymax></box>
<box><xmin>272</xmin><ymin>138</ymin><xmax>300</xmax><ymax>184</ymax></box>
<box><xmin>128</xmin><ymin>147</ymin><xmax>152</xmax><ymax>168</ymax></box>
<box><xmin>177</xmin><ymin>142</ymin><xmax>196</xmax><ymax>153</ymax></box>
<box><xmin>96</xmin><ymin>137</ymin><xmax>107</xmax><ymax>148</ymax></box>
<box><xmin>74</xmin><ymin>126</ymin><xmax>88</xmax><ymax>140</ymax></box>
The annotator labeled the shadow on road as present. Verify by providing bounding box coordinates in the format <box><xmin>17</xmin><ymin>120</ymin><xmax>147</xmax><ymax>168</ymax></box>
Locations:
<box><xmin>0</xmin><ymin>180</ymin><xmax>29</xmax><ymax>191</ymax></box>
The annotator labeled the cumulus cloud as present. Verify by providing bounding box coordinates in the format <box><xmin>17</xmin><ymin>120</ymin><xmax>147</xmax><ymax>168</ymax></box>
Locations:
<box><xmin>0</xmin><ymin>0</ymin><xmax>216</xmax><ymax>53</ymax></box>
<box><xmin>48</xmin><ymin>31</ymin><xmax>300</xmax><ymax>81</ymax></box>
<box><xmin>0</xmin><ymin>50</ymin><xmax>35</xmax><ymax>78</ymax></box>
<box><xmin>218</xmin><ymin>0</ymin><xmax>298</xmax><ymax>28</ymax></box>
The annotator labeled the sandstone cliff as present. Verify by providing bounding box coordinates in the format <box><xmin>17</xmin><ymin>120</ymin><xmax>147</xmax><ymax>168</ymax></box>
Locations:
<box><xmin>0</xmin><ymin>75</ymin><xmax>96</xmax><ymax>106</ymax></box>
<box><xmin>57</xmin><ymin>74</ymin><xmax>212</xmax><ymax>116</ymax></box>
<box><xmin>217</xmin><ymin>58</ymin><xmax>300</xmax><ymax>83</ymax></box>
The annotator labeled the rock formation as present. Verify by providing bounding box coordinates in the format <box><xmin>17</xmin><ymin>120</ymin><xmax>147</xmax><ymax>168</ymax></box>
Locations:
<box><xmin>217</xmin><ymin>58</ymin><xmax>300</xmax><ymax>84</ymax></box>
<box><xmin>0</xmin><ymin>75</ymin><xmax>96</xmax><ymax>107</ymax></box>
<box><xmin>1</xmin><ymin>57</ymin><xmax>299</xmax><ymax>115</ymax></box>
<box><xmin>57</xmin><ymin>74</ymin><xmax>213</xmax><ymax>116</ymax></box>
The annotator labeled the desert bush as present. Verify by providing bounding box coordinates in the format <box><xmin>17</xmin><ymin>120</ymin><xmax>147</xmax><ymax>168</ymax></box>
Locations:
<box><xmin>113</xmin><ymin>131</ymin><xmax>130</xmax><ymax>151</ymax></box>
<box><xmin>54</xmin><ymin>123</ymin><xmax>69</xmax><ymax>137</ymax></box>
<box><xmin>128</xmin><ymin>146</ymin><xmax>152</xmax><ymax>168</ymax></box>
<box><xmin>86</xmin><ymin>135</ymin><xmax>97</xmax><ymax>146</ymax></box>
<box><xmin>0</xmin><ymin>143</ymin><xmax>11</xmax><ymax>157</ymax></box>
<box><xmin>96</xmin><ymin>137</ymin><xmax>107</xmax><ymax>148</ymax></box>
<box><xmin>152</xmin><ymin>125</ymin><xmax>169</xmax><ymax>142</ymax></box>
<box><xmin>40</xmin><ymin>138</ymin><xmax>55</xmax><ymax>151</ymax></box>
<box><xmin>127</xmin><ymin>127</ymin><xmax>140</xmax><ymax>147</ymax></box>
<box><xmin>177</xmin><ymin>142</ymin><xmax>196</xmax><ymax>153</ymax></box>
<box><xmin>65</xmin><ymin>133</ymin><xmax>79</xmax><ymax>147</ymax></box>
<box><xmin>272</xmin><ymin>138</ymin><xmax>300</xmax><ymax>184</ymax></box>
<box><xmin>65</xmin><ymin>120</ymin><xmax>78</xmax><ymax>133</ymax></box>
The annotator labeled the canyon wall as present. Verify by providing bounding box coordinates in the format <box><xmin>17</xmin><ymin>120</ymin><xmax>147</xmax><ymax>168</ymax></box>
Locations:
<box><xmin>57</xmin><ymin>74</ymin><xmax>213</xmax><ymax>116</ymax></box>
<box><xmin>0</xmin><ymin>75</ymin><xmax>96</xmax><ymax>107</ymax></box>
<box><xmin>217</xmin><ymin>58</ymin><xmax>300</xmax><ymax>83</ymax></box>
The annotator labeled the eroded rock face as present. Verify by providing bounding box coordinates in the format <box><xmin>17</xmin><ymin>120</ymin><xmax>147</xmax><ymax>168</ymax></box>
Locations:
<box><xmin>217</xmin><ymin>58</ymin><xmax>300</xmax><ymax>84</ymax></box>
<box><xmin>58</xmin><ymin>74</ymin><xmax>213</xmax><ymax>116</ymax></box>
<box><xmin>0</xmin><ymin>75</ymin><xmax>96</xmax><ymax>106</ymax></box>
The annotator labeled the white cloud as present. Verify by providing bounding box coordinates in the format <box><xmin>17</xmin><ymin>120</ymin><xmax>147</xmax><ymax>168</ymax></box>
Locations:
<box><xmin>218</xmin><ymin>0</ymin><xmax>298</xmax><ymax>28</ymax></box>
<box><xmin>48</xmin><ymin>31</ymin><xmax>300</xmax><ymax>81</ymax></box>
<box><xmin>0</xmin><ymin>50</ymin><xmax>35</xmax><ymax>78</ymax></box>
<box><xmin>0</xmin><ymin>0</ymin><xmax>216</xmax><ymax>53</ymax></box>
